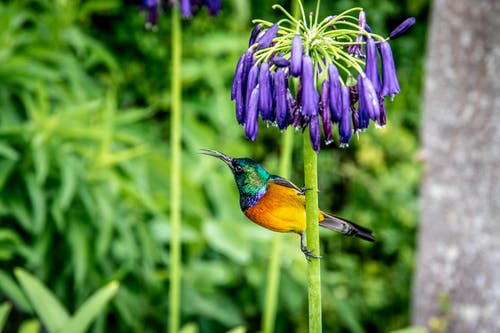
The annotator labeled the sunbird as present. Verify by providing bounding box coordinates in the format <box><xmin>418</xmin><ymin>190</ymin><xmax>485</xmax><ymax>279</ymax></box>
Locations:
<box><xmin>201</xmin><ymin>149</ymin><xmax>375</xmax><ymax>260</ymax></box>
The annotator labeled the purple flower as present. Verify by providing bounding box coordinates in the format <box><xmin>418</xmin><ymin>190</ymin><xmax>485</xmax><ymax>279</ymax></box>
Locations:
<box><xmin>389</xmin><ymin>17</ymin><xmax>416</xmax><ymax>40</ymax></box>
<box><xmin>258</xmin><ymin>24</ymin><xmax>279</xmax><ymax>49</ymax></box>
<box><xmin>273</xmin><ymin>69</ymin><xmax>289</xmax><ymax>130</ymax></box>
<box><xmin>358</xmin><ymin>10</ymin><xmax>366</xmax><ymax>29</ymax></box>
<box><xmin>258</xmin><ymin>62</ymin><xmax>273</xmax><ymax>121</ymax></box>
<box><xmin>320</xmin><ymin>80</ymin><xmax>333</xmax><ymax>143</ymax></box>
<box><xmin>249</xmin><ymin>24</ymin><xmax>263</xmax><ymax>46</ymax></box>
<box><xmin>328</xmin><ymin>64</ymin><xmax>342</xmax><ymax>122</ymax></box>
<box><xmin>141</xmin><ymin>0</ymin><xmax>160</xmax><ymax>26</ymax></box>
<box><xmin>205</xmin><ymin>0</ymin><xmax>222</xmax><ymax>16</ymax></box>
<box><xmin>309</xmin><ymin>115</ymin><xmax>321</xmax><ymax>152</ymax></box>
<box><xmin>357</xmin><ymin>77</ymin><xmax>369</xmax><ymax>131</ymax></box>
<box><xmin>365</xmin><ymin>37</ymin><xmax>381</xmax><ymax>94</ymax></box>
<box><xmin>272</xmin><ymin>55</ymin><xmax>290</xmax><ymax>67</ymax></box>
<box><xmin>245</xmin><ymin>64</ymin><xmax>259</xmax><ymax>114</ymax></box>
<box><xmin>360</xmin><ymin>75</ymin><xmax>380</xmax><ymax>120</ymax></box>
<box><xmin>180</xmin><ymin>0</ymin><xmax>192</xmax><ymax>17</ymax></box>
<box><xmin>290</xmin><ymin>34</ymin><xmax>303</xmax><ymax>76</ymax></box>
<box><xmin>231</xmin><ymin>55</ymin><xmax>244</xmax><ymax>101</ymax></box>
<box><xmin>379</xmin><ymin>41</ymin><xmax>400</xmax><ymax>98</ymax></box>
<box><xmin>378</xmin><ymin>98</ymin><xmax>387</xmax><ymax>126</ymax></box>
<box><xmin>339</xmin><ymin>86</ymin><xmax>352</xmax><ymax>146</ymax></box>
<box><xmin>245</xmin><ymin>87</ymin><xmax>259</xmax><ymax>140</ymax></box>
<box><xmin>301</xmin><ymin>56</ymin><xmax>319</xmax><ymax>117</ymax></box>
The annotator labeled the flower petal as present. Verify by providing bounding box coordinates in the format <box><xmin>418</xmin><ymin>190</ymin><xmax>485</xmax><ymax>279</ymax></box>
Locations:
<box><xmin>258</xmin><ymin>62</ymin><xmax>273</xmax><ymax>121</ymax></box>
<box><xmin>290</xmin><ymin>34</ymin><xmax>303</xmax><ymax>76</ymax></box>
<box><xmin>301</xmin><ymin>56</ymin><xmax>319</xmax><ymax>117</ymax></box>
<box><xmin>258</xmin><ymin>24</ymin><xmax>279</xmax><ymax>49</ymax></box>
<box><xmin>379</xmin><ymin>41</ymin><xmax>400</xmax><ymax>98</ymax></box>
<box><xmin>245</xmin><ymin>86</ymin><xmax>259</xmax><ymax>140</ymax></box>
<box><xmin>365</xmin><ymin>37</ymin><xmax>381</xmax><ymax>94</ymax></box>
<box><xmin>339</xmin><ymin>86</ymin><xmax>352</xmax><ymax>147</ymax></box>
<box><xmin>328</xmin><ymin>64</ymin><xmax>342</xmax><ymax>122</ymax></box>
<box><xmin>389</xmin><ymin>17</ymin><xmax>416</xmax><ymax>40</ymax></box>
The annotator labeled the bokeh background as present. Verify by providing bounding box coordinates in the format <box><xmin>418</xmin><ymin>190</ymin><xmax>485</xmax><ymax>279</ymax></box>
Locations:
<box><xmin>0</xmin><ymin>0</ymin><xmax>429</xmax><ymax>332</ymax></box>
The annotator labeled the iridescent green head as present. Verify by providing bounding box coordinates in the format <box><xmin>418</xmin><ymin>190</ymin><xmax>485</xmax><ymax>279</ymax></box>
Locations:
<box><xmin>201</xmin><ymin>149</ymin><xmax>270</xmax><ymax>210</ymax></box>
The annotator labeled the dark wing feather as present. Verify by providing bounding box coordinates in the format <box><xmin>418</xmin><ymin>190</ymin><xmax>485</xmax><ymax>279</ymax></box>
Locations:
<box><xmin>268</xmin><ymin>175</ymin><xmax>303</xmax><ymax>194</ymax></box>
<box><xmin>320</xmin><ymin>212</ymin><xmax>375</xmax><ymax>242</ymax></box>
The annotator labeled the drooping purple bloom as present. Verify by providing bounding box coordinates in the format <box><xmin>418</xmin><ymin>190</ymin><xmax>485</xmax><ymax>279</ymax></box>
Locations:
<box><xmin>258</xmin><ymin>62</ymin><xmax>273</xmax><ymax>121</ymax></box>
<box><xmin>258</xmin><ymin>24</ymin><xmax>279</xmax><ymax>49</ymax></box>
<box><xmin>389</xmin><ymin>17</ymin><xmax>416</xmax><ymax>40</ymax></box>
<box><xmin>358</xmin><ymin>10</ymin><xmax>366</xmax><ymax>29</ymax></box>
<box><xmin>141</xmin><ymin>0</ymin><xmax>160</xmax><ymax>26</ymax></box>
<box><xmin>301</xmin><ymin>56</ymin><xmax>319</xmax><ymax>117</ymax></box>
<box><xmin>379</xmin><ymin>41</ymin><xmax>400</xmax><ymax>98</ymax></box>
<box><xmin>309</xmin><ymin>115</ymin><xmax>321</xmax><ymax>152</ymax></box>
<box><xmin>231</xmin><ymin>55</ymin><xmax>244</xmax><ymax>100</ymax></box>
<box><xmin>272</xmin><ymin>55</ymin><xmax>290</xmax><ymax>67</ymax></box>
<box><xmin>320</xmin><ymin>80</ymin><xmax>333</xmax><ymax>143</ymax></box>
<box><xmin>245</xmin><ymin>64</ymin><xmax>259</xmax><ymax>113</ymax></box>
<box><xmin>249</xmin><ymin>23</ymin><xmax>263</xmax><ymax>46</ymax></box>
<box><xmin>245</xmin><ymin>87</ymin><xmax>259</xmax><ymax>140</ymax></box>
<box><xmin>234</xmin><ymin>50</ymin><xmax>255</xmax><ymax>124</ymax></box>
<box><xmin>180</xmin><ymin>0</ymin><xmax>192</xmax><ymax>17</ymax></box>
<box><xmin>273</xmin><ymin>69</ymin><xmax>289</xmax><ymax>130</ymax></box>
<box><xmin>205</xmin><ymin>0</ymin><xmax>222</xmax><ymax>16</ymax></box>
<box><xmin>328</xmin><ymin>64</ymin><xmax>342</xmax><ymax>122</ymax></box>
<box><xmin>378</xmin><ymin>97</ymin><xmax>387</xmax><ymax>126</ymax></box>
<box><xmin>290</xmin><ymin>34</ymin><xmax>303</xmax><ymax>76</ymax></box>
<box><xmin>357</xmin><ymin>77</ymin><xmax>369</xmax><ymax>131</ymax></box>
<box><xmin>360</xmin><ymin>75</ymin><xmax>380</xmax><ymax>120</ymax></box>
<box><xmin>365</xmin><ymin>37</ymin><xmax>381</xmax><ymax>94</ymax></box>
<box><xmin>339</xmin><ymin>86</ymin><xmax>352</xmax><ymax>146</ymax></box>
<box><xmin>348</xmin><ymin>10</ymin><xmax>366</xmax><ymax>57</ymax></box>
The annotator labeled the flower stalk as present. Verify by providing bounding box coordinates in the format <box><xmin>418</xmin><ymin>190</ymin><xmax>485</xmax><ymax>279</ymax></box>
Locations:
<box><xmin>303</xmin><ymin>130</ymin><xmax>322</xmax><ymax>333</ymax></box>
<box><xmin>169</xmin><ymin>5</ymin><xmax>182</xmax><ymax>333</ymax></box>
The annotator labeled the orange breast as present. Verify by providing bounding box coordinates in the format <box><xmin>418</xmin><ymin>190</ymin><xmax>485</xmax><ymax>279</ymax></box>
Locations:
<box><xmin>244</xmin><ymin>182</ymin><xmax>324</xmax><ymax>233</ymax></box>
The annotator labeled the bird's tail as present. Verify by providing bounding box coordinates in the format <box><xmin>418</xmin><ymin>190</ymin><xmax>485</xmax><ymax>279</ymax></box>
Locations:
<box><xmin>319</xmin><ymin>213</ymin><xmax>375</xmax><ymax>242</ymax></box>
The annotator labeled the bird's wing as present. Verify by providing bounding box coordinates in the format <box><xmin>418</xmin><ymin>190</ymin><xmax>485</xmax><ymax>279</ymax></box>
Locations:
<box><xmin>268</xmin><ymin>175</ymin><xmax>303</xmax><ymax>194</ymax></box>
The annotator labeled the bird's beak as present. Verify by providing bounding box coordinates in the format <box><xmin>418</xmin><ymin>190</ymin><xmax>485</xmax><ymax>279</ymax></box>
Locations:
<box><xmin>200</xmin><ymin>148</ymin><xmax>234</xmax><ymax>169</ymax></box>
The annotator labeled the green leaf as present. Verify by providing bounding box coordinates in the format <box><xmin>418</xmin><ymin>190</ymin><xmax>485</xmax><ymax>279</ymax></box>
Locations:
<box><xmin>24</xmin><ymin>173</ymin><xmax>46</xmax><ymax>233</ymax></box>
<box><xmin>390</xmin><ymin>327</ymin><xmax>428</xmax><ymax>333</ymax></box>
<box><xmin>14</xmin><ymin>268</ymin><xmax>70</xmax><ymax>332</ymax></box>
<box><xmin>179</xmin><ymin>323</ymin><xmax>198</xmax><ymax>333</ymax></box>
<box><xmin>0</xmin><ymin>302</ymin><xmax>12</xmax><ymax>332</ymax></box>
<box><xmin>18</xmin><ymin>319</ymin><xmax>41</xmax><ymax>333</ymax></box>
<box><xmin>0</xmin><ymin>270</ymin><xmax>32</xmax><ymax>312</ymax></box>
<box><xmin>226</xmin><ymin>326</ymin><xmax>246</xmax><ymax>333</ymax></box>
<box><xmin>58</xmin><ymin>281</ymin><xmax>119</xmax><ymax>333</ymax></box>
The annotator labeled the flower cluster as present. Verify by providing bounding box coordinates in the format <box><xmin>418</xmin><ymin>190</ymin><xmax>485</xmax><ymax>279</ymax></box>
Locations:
<box><xmin>231</xmin><ymin>4</ymin><xmax>415</xmax><ymax>151</ymax></box>
<box><xmin>140</xmin><ymin>0</ymin><xmax>221</xmax><ymax>27</ymax></box>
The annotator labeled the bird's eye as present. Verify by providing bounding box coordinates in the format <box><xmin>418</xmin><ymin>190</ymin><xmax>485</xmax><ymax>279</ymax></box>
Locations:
<box><xmin>234</xmin><ymin>165</ymin><xmax>243</xmax><ymax>173</ymax></box>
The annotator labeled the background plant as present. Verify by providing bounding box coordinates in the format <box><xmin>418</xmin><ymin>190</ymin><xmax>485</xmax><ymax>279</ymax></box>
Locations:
<box><xmin>0</xmin><ymin>0</ymin><xmax>428</xmax><ymax>332</ymax></box>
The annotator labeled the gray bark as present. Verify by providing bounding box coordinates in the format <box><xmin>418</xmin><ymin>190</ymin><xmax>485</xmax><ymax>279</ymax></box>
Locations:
<box><xmin>412</xmin><ymin>0</ymin><xmax>500</xmax><ymax>332</ymax></box>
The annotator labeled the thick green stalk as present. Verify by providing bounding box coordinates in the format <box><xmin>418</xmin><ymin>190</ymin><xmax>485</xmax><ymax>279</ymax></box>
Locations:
<box><xmin>262</xmin><ymin>128</ymin><xmax>293</xmax><ymax>333</ymax></box>
<box><xmin>169</xmin><ymin>6</ymin><xmax>182</xmax><ymax>333</ymax></box>
<box><xmin>303</xmin><ymin>131</ymin><xmax>322</xmax><ymax>333</ymax></box>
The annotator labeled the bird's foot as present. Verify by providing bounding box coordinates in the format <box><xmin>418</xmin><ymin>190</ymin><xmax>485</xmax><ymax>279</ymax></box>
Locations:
<box><xmin>301</xmin><ymin>245</ymin><xmax>322</xmax><ymax>262</ymax></box>
<box><xmin>297</xmin><ymin>187</ymin><xmax>312</xmax><ymax>196</ymax></box>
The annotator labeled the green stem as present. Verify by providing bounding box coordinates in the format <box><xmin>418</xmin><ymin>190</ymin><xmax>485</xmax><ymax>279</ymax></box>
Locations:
<box><xmin>169</xmin><ymin>6</ymin><xmax>182</xmax><ymax>333</ymax></box>
<box><xmin>303</xmin><ymin>130</ymin><xmax>322</xmax><ymax>333</ymax></box>
<box><xmin>262</xmin><ymin>128</ymin><xmax>294</xmax><ymax>333</ymax></box>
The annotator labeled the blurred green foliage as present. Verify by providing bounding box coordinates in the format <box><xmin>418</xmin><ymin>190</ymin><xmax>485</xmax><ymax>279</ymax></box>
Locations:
<box><xmin>0</xmin><ymin>0</ymin><xmax>428</xmax><ymax>332</ymax></box>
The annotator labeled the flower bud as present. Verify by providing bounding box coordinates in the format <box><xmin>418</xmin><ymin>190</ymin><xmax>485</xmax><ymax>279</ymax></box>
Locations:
<box><xmin>258</xmin><ymin>24</ymin><xmax>279</xmax><ymax>49</ymax></box>
<box><xmin>379</xmin><ymin>41</ymin><xmax>400</xmax><ymax>98</ymax></box>
<box><xmin>258</xmin><ymin>62</ymin><xmax>273</xmax><ymax>121</ymax></box>
<box><xmin>273</xmin><ymin>69</ymin><xmax>289</xmax><ymax>130</ymax></box>
<box><xmin>339</xmin><ymin>86</ymin><xmax>352</xmax><ymax>147</ymax></box>
<box><xmin>248</xmin><ymin>23</ymin><xmax>263</xmax><ymax>46</ymax></box>
<box><xmin>365</xmin><ymin>37</ymin><xmax>381</xmax><ymax>94</ymax></box>
<box><xmin>328</xmin><ymin>64</ymin><xmax>342</xmax><ymax>122</ymax></box>
<box><xmin>245</xmin><ymin>87</ymin><xmax>259</xmax><ymax>141</ymax></box>
<box><xmin>320</xmin><ymin>80</ymin><xmax>333</xmax><ymax>144</ymax></box>
<box><xmin>309</xmin><ymin>115</ymin><xmax>321</xmax><ymax>152</ymax></box>
<box><xmin>301</xmin><ymin>56</ymin><xmax>319</xmax><ymax>117</ymax></box>
<box><xmin>290</xmin><ymin>34</ymin><xmax>303</xmax><ymax>76</ymax></box>
<box><xmin>272</xmin><ymin>55</ymin><xmax>290</xmax><ymax>67</ymax></box>
<box><xmin>389</xmin><ymin>17</ymin><xmax>416</xmax><ymax>40</ymax></box>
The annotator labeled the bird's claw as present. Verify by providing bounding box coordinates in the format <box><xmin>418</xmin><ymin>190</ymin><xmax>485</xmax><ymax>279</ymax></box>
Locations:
<box><xmin>298</xmin><ymin>187</ymin><xmax>312</xmax><ymax>196</ymax></box>
<box><xmin>301</xmin><ymin>246</ymin><xmax>322</xmax><ymax>261</ymax></box>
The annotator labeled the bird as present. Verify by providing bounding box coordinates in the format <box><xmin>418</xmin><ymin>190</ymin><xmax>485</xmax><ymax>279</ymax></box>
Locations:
<box><xmin>200</xmin><ymin>148</ymin><xmax>375</xmax><ymax>260</ymax></box>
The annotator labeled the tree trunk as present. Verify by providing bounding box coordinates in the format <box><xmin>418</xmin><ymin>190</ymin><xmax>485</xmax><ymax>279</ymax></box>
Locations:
<box><xmin>412</xmin><ymin>0</ymin><xmax>500</xmax><ymax>332</ymax></box>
